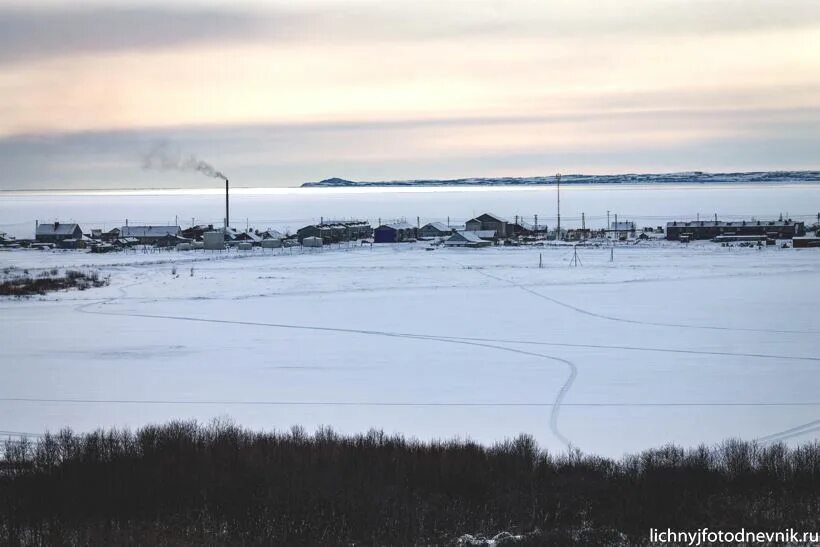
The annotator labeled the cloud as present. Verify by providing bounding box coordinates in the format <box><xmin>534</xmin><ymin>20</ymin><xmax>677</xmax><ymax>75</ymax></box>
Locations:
<box><xmin>2</xmin><ymin>0</ymin><xmax>819</xmax><ymax>67</ymax></box>
<box><xmin>1</xmin><ymin>104</ymin><xmax>817</xmax><ymax>190</ymax></box>
<box><xmin>0</xmin><ymin>6</ymin><xmax>267</xmax><ymax>65</ymax></box>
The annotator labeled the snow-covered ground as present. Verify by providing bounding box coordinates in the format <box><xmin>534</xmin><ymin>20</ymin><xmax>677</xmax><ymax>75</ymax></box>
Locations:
<box><xmin>1</xmin><ymin>241</ymin><xmax>818</xmax><ymax>457</ymax></box>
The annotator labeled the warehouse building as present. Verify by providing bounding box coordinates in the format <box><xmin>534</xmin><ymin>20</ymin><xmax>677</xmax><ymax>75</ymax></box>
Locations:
<box><xmin>297</xmin><ymin>220</ymin><xmax>372</xmax><ymax>244</ymax></box>
<box><xmin>666</xmin><ymin>219</ymin><xmax>806</xmax><ymax>241</ymax></box>
<box><xmin>465</xmin><ymin>213</ymin><xmax>507</xmax><ymax>239</ymax></box>
<box><xmin>374</xmin><ymin>222</ymin><xmax>417</xmax><ymax>243</ymax></box>
<box><xmin>120</xmin><ymin>225</ymin><xmax>183</xmax><ymax>245</ymax></box>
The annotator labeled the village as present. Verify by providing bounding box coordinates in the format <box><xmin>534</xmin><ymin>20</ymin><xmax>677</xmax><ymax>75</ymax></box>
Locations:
<box><xmin>1</xmin><ymin>212</ymin><xmax>818</xmax><ymax>254</ymax></box>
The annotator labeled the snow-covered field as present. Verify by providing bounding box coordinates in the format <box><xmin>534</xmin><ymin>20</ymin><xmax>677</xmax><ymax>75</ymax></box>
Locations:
<box><xmin>1</xmin><ymin>241</ymin><xmax>818</xmax><ymax>456</ymax></box>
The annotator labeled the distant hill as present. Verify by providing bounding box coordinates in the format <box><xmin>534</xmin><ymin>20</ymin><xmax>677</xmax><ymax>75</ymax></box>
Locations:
<box><xmin>302</xmin><ymin>171</ymin><xmax>820</xmax><ymax>187</ymax></box>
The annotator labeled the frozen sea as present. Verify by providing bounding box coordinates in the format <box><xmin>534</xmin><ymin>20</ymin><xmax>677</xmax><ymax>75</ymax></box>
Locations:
<box><xmin>2</xmin><ymin>182</ymin><xmax>820</xmax><ymax>238</ymax></box>
<box><xmin>1</xmin><ymin>183</ymin><xmax>819</xmax><ymax>457</ymax></box>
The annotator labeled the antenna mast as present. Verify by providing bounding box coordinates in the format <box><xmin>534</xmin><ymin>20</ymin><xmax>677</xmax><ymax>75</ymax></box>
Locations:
<box><xmin>555</xmin><ymin>172</ymin><xmax>562</xmax><ymax>240</ymax></box>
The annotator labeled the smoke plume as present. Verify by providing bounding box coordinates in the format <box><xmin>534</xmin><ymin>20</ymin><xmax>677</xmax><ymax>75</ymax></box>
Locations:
<box><xmin>143</xmin><ymin>143</ymin><xmax>227</xmax><ymax>181</ymax></box>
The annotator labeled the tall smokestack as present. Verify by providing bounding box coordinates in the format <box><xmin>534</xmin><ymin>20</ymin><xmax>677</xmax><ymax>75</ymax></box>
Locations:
<box><xmin>225</xmin><ymin>179</ymin><xmax>230</xmax><ymax>231</ymax></box>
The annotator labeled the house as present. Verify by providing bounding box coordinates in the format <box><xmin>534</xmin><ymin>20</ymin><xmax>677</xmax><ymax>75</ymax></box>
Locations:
<box><xmin>565</xmin><ymin>228</ymin><xmax>593</xmax><ymax>241</ymax></box>
<box><xmin>259</xmin><ymin>229</ymin><xmax>284</xmax><ymax>240</ymax></box>
<box><xmin>419</xmin><ymin>222</ymin><xmax>453</xmax><ymax>238</ymax></box>
<box><xmin>155</xmin><ymin>234</ymin><xmax>193</xmax><ymax>247</ymax></box>
<box><xmin>666</xmin><ymin>219</ymin><xmax>806</xmax><ymax>241</ymax></box>
<box><xmin>36</xmin><ymin>222</ymin><xmax>83</xmax><ymax>243</ymax></box>
<box><xmin>472</xmin><ymin>230</ymin><xmax>498</xmax><ymax>241</ymax></box>
<box><xmin>444</xmin><ymin>231</ymin><xmax>492</xmax><ymax>248</ymax></box>
<box><xmin>234</xmin><ymin>231</ymin><xmax>262</xmax><ymax>244</ymax></box>
<box><xmin>507</xmin><ymin>219</ymin><xmax>537</xmax><ymax>237</ymax></box>
<box><xmin>465</xmin><ymin>213</ymin><xmax>507</xmax><ymax>239</ymax></box>
<box><xmin>297</xmin><ymin>220</ymin><xmax>372</xmax><ymax>244</ymax></box>
<box><xmin>181</xmin><ymin>224</ymin><xmax>213</xmax><ymax>240</ymax></box>
<box><xmin>101</xmin><ymin>228</ymin><xmax>121</xmax><ymax>242</ymax></box>
<box><xmin>609</xmin><ymin>221</ymin><xmax>636</xmax><ymax>234</ymax></box>
<box><xmin>120</xmin><ymin>225</ymin><xmax>182</xmax><ymax>245</ymax></box>
<box><xmin>374</xmin><ymin>222</ymin><xmax>417</xmax><ymax>243</ymax></box>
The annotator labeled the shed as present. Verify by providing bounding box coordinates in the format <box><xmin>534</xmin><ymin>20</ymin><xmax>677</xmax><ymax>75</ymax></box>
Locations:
<box><xmin>302</xmin><ymin>236</ymin><xmax>323</xmax><ymax>247</ymax></box>
<box><xmin>203</xmin><ymin>231</ymin><xmax>225</xmax><ymax>250</ymax></box>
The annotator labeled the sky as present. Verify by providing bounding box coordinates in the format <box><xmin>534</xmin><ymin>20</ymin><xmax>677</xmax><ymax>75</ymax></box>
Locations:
<box><xmin>1</xmin><ymin>0</ymin><xmax>819</xmax><ymax>189</ymax></box>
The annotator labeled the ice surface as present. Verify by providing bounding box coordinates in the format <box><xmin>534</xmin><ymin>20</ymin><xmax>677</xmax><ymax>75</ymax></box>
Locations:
<box><xmin>1</xmin><ymin>240</ymin><xmax>818</xmax><ymax>457</ymax></box>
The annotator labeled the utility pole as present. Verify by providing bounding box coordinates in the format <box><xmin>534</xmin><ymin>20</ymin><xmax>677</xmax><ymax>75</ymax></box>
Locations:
<box><xmin>555</xmin><ymin>172</ymin><xmax>561</xmax><ymax>240</ymax></box>
<box><xmin>607</xmin><ymin>210</ymin><xmax>610</xmax><ymax>233</ymax></box>
<box><xmin>581</xmin><ymin>212</ymin><xmax>586</xmax><ymax>243</ymax></box>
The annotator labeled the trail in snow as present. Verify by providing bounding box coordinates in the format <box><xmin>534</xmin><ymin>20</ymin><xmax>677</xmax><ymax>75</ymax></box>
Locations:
<box><xmin>446</xmin><ymin>256</ymin><xmax>820</xmax><ymax>446</ymax></box>
<box><xmin>470</xmin><ymin>267</ymin><xmax>818</xmax><ymax>336</ymax></box>
<box><xmin>75</xmin><ymin>296</ymin><xmax>579</xmax><ymax>449</ymax></box>
<box><xmin>757</xmin><ymin>419</ymin><xmax>820</xmax><ymax>444</ymax></box>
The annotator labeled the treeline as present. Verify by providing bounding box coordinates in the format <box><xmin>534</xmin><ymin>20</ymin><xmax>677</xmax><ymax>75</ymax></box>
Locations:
<box><xmin>1</xmin><ymin>421</ymin><xmax>818</xmax><ymax>545</ymax></box>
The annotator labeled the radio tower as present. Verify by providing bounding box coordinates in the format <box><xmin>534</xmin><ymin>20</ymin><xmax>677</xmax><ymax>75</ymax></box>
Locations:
<box><xmin>555</xmin><ymin>172</ymin><xmax>562</xmax><ymax>240</ymax></box>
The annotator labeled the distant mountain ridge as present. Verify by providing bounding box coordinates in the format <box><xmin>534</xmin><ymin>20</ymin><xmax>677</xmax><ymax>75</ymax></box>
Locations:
<box><xmin>302</xmin><ymin>171</ymin><xmax>820</xmax><ymax>187</ymax></box>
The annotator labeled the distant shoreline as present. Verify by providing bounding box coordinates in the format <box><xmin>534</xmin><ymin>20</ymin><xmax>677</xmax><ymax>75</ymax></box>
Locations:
<box><xmin>2</xmin><ymin>171</ymin><xmax>820</xmax><ymax>194</ymax></box>
<box><xmin>302</xmin><ymin>171</ymin><xmax>820</xmax><ymax>188</ymax></box>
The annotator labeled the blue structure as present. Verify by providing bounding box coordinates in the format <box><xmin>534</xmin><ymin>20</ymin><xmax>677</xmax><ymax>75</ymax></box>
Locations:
<box><xmin>374</xmin><ymin>222</ymin><xmax>417</xmax><ymax>243</ymax></box>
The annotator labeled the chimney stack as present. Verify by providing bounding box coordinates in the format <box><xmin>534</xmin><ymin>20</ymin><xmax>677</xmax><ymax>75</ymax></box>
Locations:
<box><xmin>225</xmin><ymin>179</ymin><xmax>230</xmax><ymax>231</ymax></box>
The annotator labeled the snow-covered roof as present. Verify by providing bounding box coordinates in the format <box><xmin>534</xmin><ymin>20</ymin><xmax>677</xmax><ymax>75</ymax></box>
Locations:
<box><xmin>36</xmin><ymin>222</ymin><xmax>80</xmax><ymax>236</ymax></box>
<box><xmin>511</xmin><ymin>220</ymin><xmax>535</xmax><ymax>230</ymax></box>
<box><xmin>667</xmin><ymin>220</ymin><xmax>801</xmax><ymax>228</ymax></box>
<box><xmin>448</xmin><ymin>231</ymin><xmax>483</xmax><ymax>243</ymax></box>
<box><xmin>235</xmin><ymin>231</ymin><xmax>262</xmax><ymax>242</ymax></box>
<box><xmin>468</xmin><ymin>230</ymin><xmax>497</xmax><ymax>239</ymax></box>
<box><xmin>421</xmin><ymin>222</ymin><xmax>450</xmax><ymax>232</ymax></box>
<box><xmin>260</xmin><ymin>229</ymin><xmax>284</xmax><ymax>239</ymax></box>
<box><xmin>120</xmin><ymin>225</ymin><xmax>181</xmax><ymax>238</ymax></box>
<box><xmin>378</xmin><ymin>222</ymin><xmax>415</xmax><ymax>231</ymax></box>
<box><xmin>470</xmin><ymin>212</ymin><xmax>508</xmax><ymax>223</ymax></box>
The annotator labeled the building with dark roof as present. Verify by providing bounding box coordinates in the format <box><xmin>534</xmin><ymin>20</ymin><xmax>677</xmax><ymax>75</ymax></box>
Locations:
<box><xmin>444</xmin><ymin>231</ymin><xmax>492</xmax><ymax>248</ymax></box>
<box><xmin>36</xmin><ymin>222</ymin><xmax>83</xmax><ymax>243</ymax></box>
<box><xmin>297</xmin><ymin>221</ymin><xmax>372</xmax><ymax>244</ymax></box>
<box><xmin>465</xmin><ymin>213</ymin><xmax>507</xmax><ymax>239</ymax></box>
<box><xmin>374</xmin><ymin>222</ymin><xmax>417</xmax><ymax>243</ymax></box>
<box><xmin>419</xmin><ymin>222</ymin><xmax>453</xmax><ymax>238</ymax></box>
<box><xmin>120</xmin><ymin>225</ymin><xmax>182</xmax><ymax>244</ymax></box>
<box><xmin>666</xmin><ymin>220</ymin><xmax>805</xmax><ymax>241</ymax></box>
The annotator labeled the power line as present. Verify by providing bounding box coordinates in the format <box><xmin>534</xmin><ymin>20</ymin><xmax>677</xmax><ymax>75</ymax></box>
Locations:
<box><xmin>0</xmin><ymin>398</ymin><xmax>817</xmax><ymax>408</ymax></box>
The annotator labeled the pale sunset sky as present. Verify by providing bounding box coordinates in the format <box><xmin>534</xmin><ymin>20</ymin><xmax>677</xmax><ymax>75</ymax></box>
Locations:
<box><xmin>1</xmin><ymin>0</ymin><xmax>819</xmax><ymax>188</ymax></box>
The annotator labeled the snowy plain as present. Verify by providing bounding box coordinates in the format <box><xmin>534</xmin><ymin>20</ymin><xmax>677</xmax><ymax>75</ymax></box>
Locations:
<box><xmin>1</xmin><ymin>240</ymin><xmax>818</xmax><ymax>457</ymax></box>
